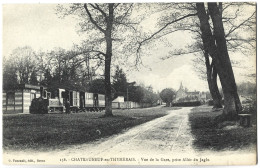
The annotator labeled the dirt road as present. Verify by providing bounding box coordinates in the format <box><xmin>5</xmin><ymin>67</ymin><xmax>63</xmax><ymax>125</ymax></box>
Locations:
<box><xmin>55</xmin><ymin>107</ymin><xmax>195</xmax><ymax>158</ymax></box>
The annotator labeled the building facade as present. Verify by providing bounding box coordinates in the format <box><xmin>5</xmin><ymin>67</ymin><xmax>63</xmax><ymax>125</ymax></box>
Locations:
<box><xmin>175</xmin><ymin>82</ymin><xmax>207</xmax><ymax>102</ymax></box>
<box><xmin>3</xmin><ymin>84</ymin><xmax>47</xmax><ymax>114</ymax></box>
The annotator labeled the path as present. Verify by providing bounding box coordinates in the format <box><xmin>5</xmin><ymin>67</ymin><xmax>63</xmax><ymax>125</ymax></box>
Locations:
<box><xmin>55</xmin><ymin>107</ymin><xmax>195</xmax><ymax>158</ymax></box>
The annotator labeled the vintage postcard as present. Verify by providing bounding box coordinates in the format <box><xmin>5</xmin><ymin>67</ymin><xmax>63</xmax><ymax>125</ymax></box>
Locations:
<box><xmin>1</xmin><ymin>1</ymin><xmax>257</xmax><ymax>166</ymax></box>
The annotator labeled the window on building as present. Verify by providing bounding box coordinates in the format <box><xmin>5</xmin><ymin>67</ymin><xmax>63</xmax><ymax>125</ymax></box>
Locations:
<box><xmin>30</xmin><ymin>93</ymin><xmax>36</xmax><ymax>101</ymax></box>
<box><xmin>47</xmin><ymin>92</ymin><xmax>51</xmax><ymax>99</ymax></box>
<box><xmin>7</xmin><ymin>92</ymin><xmax>15</xmax><ymax>105</ymax></box>
<box><xmin>72</xmin><ymin>91</ymin><xmax>79</xmax><ymax>106</ymax></box>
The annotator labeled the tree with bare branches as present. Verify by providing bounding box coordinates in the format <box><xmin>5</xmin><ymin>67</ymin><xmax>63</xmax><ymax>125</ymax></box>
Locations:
<box><xmin>136</xmin><ymin>2</ymin><xmax>256</xmax><ymax>120</ymax></box>
<box><xmin>57</xmin><ymin>3</ymin><xmax>138</xmax><ymax>116</ymax></box>
<box><xmin>6</xmin><ymin>46</ymin><xmax>38</xmax><ymax>84</ymax></box>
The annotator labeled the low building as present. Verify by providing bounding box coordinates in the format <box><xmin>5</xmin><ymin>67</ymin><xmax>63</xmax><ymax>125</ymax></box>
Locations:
<box><xmin>112</xmin><ymin>96</ymin><xmax>125</xmax><ymax>109</ymax></box>
<box><xmin>3</xmin><ymin>84</ymin><xmax>46</xmax><ymax>114</ymax></box>
<box><xmin>112</xmin><ymin>96</ymin><xmax>141</xmax><ymax>109</ymax></box>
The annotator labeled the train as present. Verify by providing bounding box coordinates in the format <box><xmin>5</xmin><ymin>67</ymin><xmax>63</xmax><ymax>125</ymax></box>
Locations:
<box><xmin>30</xmin><ymin>87</ymin><xmax>105</xmax><ymax>114</ymax></box>
<box><xmin>3</xmin><ymin>84</ymin><xmax>159</xmax><ymax>114</ymax></box>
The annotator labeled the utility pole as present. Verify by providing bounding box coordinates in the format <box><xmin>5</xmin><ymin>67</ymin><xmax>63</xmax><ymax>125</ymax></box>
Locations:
<box><xmin>127</xmin><ymin>87</ymin><xmax>129</xmax><ymax>109</ymax></box>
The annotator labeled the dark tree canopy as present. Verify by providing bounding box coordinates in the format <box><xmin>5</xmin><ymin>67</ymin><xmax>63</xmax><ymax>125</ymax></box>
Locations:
<box><xmin>112</xmin><ymin>66</ymin><xmax>128</xmax><ymax>98</ymax></box>
<box><xmin>88</xmin><ymin>78</ymin><xmax>106</xmax><ymax>94</ymax></box>
<box><xmin>160</xmin><ymin>88</ymin><xmax>176</xmax><ymax>107</ymax></box>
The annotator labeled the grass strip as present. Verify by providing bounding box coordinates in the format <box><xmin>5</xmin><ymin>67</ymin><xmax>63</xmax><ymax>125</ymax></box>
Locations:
<box><xmin>189</xmin><ymin>106</ymin><xmax>257</xmax><ymax>151</ymax></box>
<box><xmin>3</xmin><ymin>106</ymin><xmax>177</xmax><ymax>151</ymax></box>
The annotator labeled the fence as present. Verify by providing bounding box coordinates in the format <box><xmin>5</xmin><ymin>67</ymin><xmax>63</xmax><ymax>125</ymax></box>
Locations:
<box><xmin>112</xmin><ymin>101</ymin><xmax>157</xmax><ymax>109</ymax></box>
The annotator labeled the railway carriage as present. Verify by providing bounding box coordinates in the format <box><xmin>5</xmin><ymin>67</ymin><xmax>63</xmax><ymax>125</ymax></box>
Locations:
<box><xmin>4</xmin><ymin>84</ymin><xmax>150</xmax><ymax>114</ymax></box>
<box><xmin>47</xmin><ymin>88</ymin><xmax>105</xmax><ymax>113</ymax></box>
<box><xmin>98</xmin><ymin>94</ymin><xmax>105</xmax><ymax>110</ymax></box>
<box><xmin>69</xmin><ymin>90</ymin><xmax>80</xmax><ymax>112</ymax></box>
<box><xmin>80</xmin><ymin>92</ymin><xmax>105</xmax><ymax>112</ymax></box>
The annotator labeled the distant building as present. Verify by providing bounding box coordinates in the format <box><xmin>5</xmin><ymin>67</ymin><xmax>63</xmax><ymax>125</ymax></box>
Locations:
<box><xmin>175</xmin><ymin>82</ymin><xmax>207</xmax><ymax>102</ymax></box>
<box><xmin>112</xmin><ymin>96</ymin><xmax>124</xmax><ymax>103</ymax></box>
<box><xmin>112</xmin><ymin>96</ymin><xmax>125</xmax><ymax>109</ymax></box>
<box><xmin>176</xmin><ymin>82</ymin><xmax>187</xmax><ymax>101</ymax></box>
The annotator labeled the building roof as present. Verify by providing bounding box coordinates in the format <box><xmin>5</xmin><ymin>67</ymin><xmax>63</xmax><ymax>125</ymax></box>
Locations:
<box><xmin>179</xmin><ymin>82</ymin><xmax>184</xmax><ymax>90</ymax></box>
<box><xmin>112</xmin><ymin>96</ymin><xmax>125</xmax><ymax>103</ymax></box>
<box><xmin>4</xmin><ymin>84</ymin><xmax>47</xmax><ymax>91</ymax></box>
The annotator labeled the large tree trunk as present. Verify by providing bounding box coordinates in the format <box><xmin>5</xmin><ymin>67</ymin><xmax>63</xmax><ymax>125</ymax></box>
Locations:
<box><xmin>208</xmin><ymin>3</ymin><xmax>242</xmax><ymax>118</ymax></box>
<box><xmin>211</xmin><ymin>64</ymin><xmax>222</xmax><ymax>108</ymax></box>
<box><xmin>204</xmin><ymin>51</ymin><xmax>222</xmax><ymax>108</ymax></box>
<box><xmin>166</xmin><ymin>102</ymin><xmax>170</xmax><ymax>107</ymax></box>
<box><xmin>104</xmin><ymin>54</ymin><xmax>113</xmax><ymax>116</ymax></box>
<box><xmin>104</xmin><ymin>4</ymin><xmax>114</xmax><ymax>117</ymax></box>
<box><xmin>196</xmin><ymin>3</ymin><xmax>241</xmax><ymax>120</ymax></box>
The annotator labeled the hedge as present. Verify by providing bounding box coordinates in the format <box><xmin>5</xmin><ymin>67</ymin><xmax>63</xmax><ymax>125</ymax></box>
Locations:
<box><xmin>172</xmin><ymin>101</ymin><xmax>201</xmax><ymax>107</ymax></box>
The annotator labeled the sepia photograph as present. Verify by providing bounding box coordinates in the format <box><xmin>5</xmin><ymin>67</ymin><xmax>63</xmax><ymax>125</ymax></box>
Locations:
<box><xmin>1</xmin><ymin>0</ymin><xmax>257</xmax><ymax>166</ymax></box>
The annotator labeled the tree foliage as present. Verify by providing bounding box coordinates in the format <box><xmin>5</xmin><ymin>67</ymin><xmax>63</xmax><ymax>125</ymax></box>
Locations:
<box><xmin>136</xmin><ymin>2</ymin><xmax>255</xmax><ymax>119</ymax></box>
<box><xmin>112</xmin><ymin>67</ymin><xmax>159</xmax><ymax>104</ymax></box>
<box><xmin>6</xmin><ymin>46</ymin><xmax>38</xmax><ymax>84</ymax></box>
<box><xmin>86</xmin><ymin>78</ymin><xmax>105</xmax><ymax>94</ymax></box>
<box><xmin>56</xmin><ymin>3</ymin><xmax>142</xmax><ymax>116</ymax></box>
<box><xmin>112</xmin><ymin>66</ymin><xmax>128</xmax><ymax>98</ymax></box>
<box><xmin>3</xmin><ymin>56</ymin><xmax>18</xmax><ymax>90</ymax></box>
<box><xmin>160</xmin><ymin>88</ymin><xmax>176</xmax><ymax>107</ymax></box>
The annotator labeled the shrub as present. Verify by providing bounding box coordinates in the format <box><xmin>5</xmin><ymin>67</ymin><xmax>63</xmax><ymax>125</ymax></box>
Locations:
<box><xmin>30</xmin><ymin>97</ymin><xmax>48</xmax><ymax>114</ymax></box>
<box><xmin>207</xmin><ymin>99</ymin><xmax>214</xmax><ymax>106</ymax></box>
<box><xmin>160</xmin><ymin>88</ymin><xmax>176</xmax><ymax>107</ymax></box>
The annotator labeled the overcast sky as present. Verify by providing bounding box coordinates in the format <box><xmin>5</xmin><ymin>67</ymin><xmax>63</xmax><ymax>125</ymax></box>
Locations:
<box><xmin>2</xmin><ymin>3</ymin><xmax>256</xmax><ymax>92</ymax></box>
